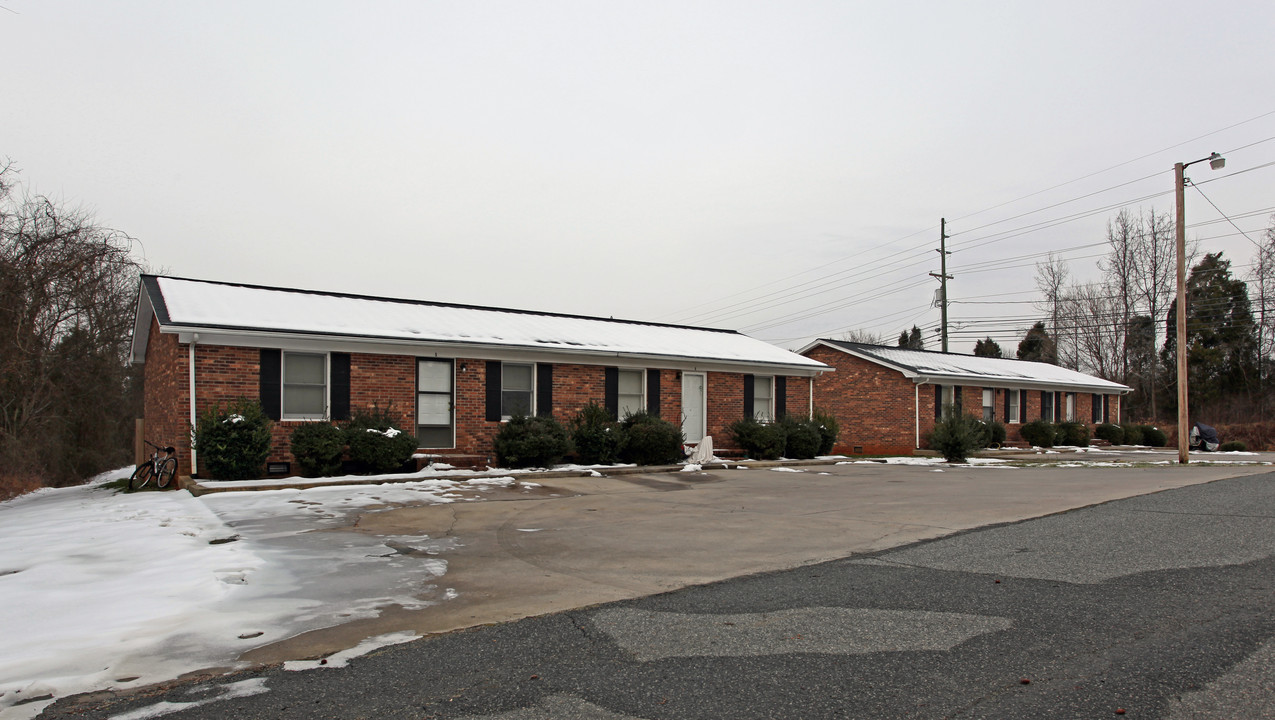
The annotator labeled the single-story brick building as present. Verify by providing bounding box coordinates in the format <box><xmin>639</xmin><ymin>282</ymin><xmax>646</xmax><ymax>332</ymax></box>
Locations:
<box><xmin>798</xmin><ymin>340</ymin><xmax>1131</xmax><ymax>455</ymax></box>
<box><xmin>131</xmin><ymin>275</ymin><xmax>831</xmax><ymax>476</ymax></box>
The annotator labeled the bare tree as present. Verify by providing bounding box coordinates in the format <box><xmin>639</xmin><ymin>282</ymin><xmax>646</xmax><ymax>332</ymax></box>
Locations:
<box><xmin>0</xmin><ymin>161</ymin><xmax>142</xmax><ymax>489</ymax></box>
<box><xmin>1100</xmin><ymin>209</ymin><xmax>1137</xmax><ymax>383</ymax></box>
<box><xmin>839</xmin><ymin>328</ymin><xmax>886</xmax><ymax>345</ymax></box>
<box><xmin>1249</xmin><ymin>215</ymin><xmax>1275</xmax><ymax>408</ymax></box>
<box><xmin>1128</xmin><ymin>208</ymin><xmax>1180</xmax><ymax>419</ymax></box>
<box><xmin>1034</xmin><ymin>254</ymin><xmax>1075</xmax><ymax>368</ymax></box>
<box><xmin>1068</xmin><ymin>282</ymin><xmax>1122</xmax><ymax>380</ymax></box>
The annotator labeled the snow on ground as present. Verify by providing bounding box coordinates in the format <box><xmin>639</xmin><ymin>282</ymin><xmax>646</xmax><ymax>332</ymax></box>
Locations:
<box><xmin>0</xmin><ymin>469</ymin><xmax>524</xmax><ymax>720</ymax></box>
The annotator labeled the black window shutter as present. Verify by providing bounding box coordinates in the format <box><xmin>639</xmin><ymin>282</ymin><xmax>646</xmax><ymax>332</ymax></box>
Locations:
<box><xmin>485</xmin><ymin>361</ymin><xmax>502</xmax><ymax>422</ymax></box>
<box><xmin>1004</xmin><ymin>389</ymin><xmax>1010</xmax><ymax>422</ymax></box>
<box><xmin>536</xmin><ymin>363</ymin><xmax>553</xmax><ymax>417</ymax></box>
<box><xmin>743</xmin><ymin>374</ymin><xmax>755</xmax><ymax>418</ymax></box>
<box><xmin>260</xmin><ymin>349</ymin><xmax>282</xmax><ymax>421</ymax></box>
<box><xmin>934</xmin><ymin>384</ymin><xmax>942</xmax><ymax>420</ymax></box>
<box><xmin>1092</xmin><ymin>394</ymin><xmax>1100</xmax><ymax>423</ymax></box>
<box><xmin>603</xmin><ymin>367</ymin><xmax>619</xmax><ymax>420</ymax></box>
<box><xmin>1055</xmin><ymin>391</ymin><xmax>1061</xmax><ymax>422</ymax></box>
<box><xmin>646</xmin><ymin>369</ymin><xmax>661</xmax><ymax>417</ymax></box>
<box><xmin>954</xmin><ymin>386</ymin><xmax>963</xmax><ymax>412</ymax></box>
<box><xmin>330</xmin><ymin>352</ymin><xmax>351</xmax><ymax>421</ymax></box>
<box><xmin>775</xmin><ymin>376</ymin><xmax>787</xmax><ymax>419</ymax></box>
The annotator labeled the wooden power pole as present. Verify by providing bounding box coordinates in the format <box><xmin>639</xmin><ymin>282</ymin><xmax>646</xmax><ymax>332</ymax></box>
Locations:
<box><xmin>929</xmin><ymin>218</ymin><xmax>953</xmax><ymax>352</ymax></box>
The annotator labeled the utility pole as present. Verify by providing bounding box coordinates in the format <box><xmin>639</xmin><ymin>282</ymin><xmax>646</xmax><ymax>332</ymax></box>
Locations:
<box><xmin>929</xmin><ymin>218</ymin><xmax>952</xmax><ymax>352</ymax></box>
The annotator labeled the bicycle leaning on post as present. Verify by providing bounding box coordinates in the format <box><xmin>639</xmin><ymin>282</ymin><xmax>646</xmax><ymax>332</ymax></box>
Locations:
<box><xmin>129</xmin><ymin>440</ymin><xmax>178</xmax><ymax>491</ymax></box>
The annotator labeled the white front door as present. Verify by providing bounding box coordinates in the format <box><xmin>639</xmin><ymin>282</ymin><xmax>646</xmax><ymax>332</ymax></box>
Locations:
<box><xmin>681</xmin><ymin>372</ymin><xmax>706</xmax><ymax>443</ymax></box>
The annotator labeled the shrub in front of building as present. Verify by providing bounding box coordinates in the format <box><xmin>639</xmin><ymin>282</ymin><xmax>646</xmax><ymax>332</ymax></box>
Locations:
<box><xmin>778</xmin><ymin>415</ymin><xmax>822</xmax><ymax>459</ymax></box>
<box><xmin>290</xmin><ymin>422</ymin><xmax>346</xmax><ymax>477</ymax></box>
<box><xmin>493</xmin><ymin>414</ymin><xmax>572</xmax><ymax>469</ymax></box>
<box><xmin>194</xmin><ymin>398</ymin><xmax>273</xmax><ymax>480</ymax></box>
<box><xmin>926</xmin><ymin>408</ymin><xmax>985</xmax><ymax>462</ymax></box>
<box><xmin>980</xmin><ymin>419</ymin><xmax>1007</xmax><ymax>447</ymax></box>
<box><xmin>728</xmin><ymin>416</ymin><xmax>786</xmax><ymax>460</ymax></box>
<box><xmin>619</xmin><ymin>411</ymin><xmax>684</xmax><ymax>466</ymax></box>
<box><xmin>1019</xmin><ymin>419</ymin><xmax>1056</xmax><ymax>448</ymax></box>
<box><xmin>1094</xmin><ymin>422</ymin><xmax>1125</xmax><ymax>445</ymax></box>
<box><xmin>1140</xmin><ymin>425</ymin><xmax>1167</xmax><ymax>447</ymax></box>
<box><xmin>1220</xmin><ymin>440</ymin><xmax>1247</xmax><ymax>452</ymax></box>
<box><xmin>345</xmin><ymin>405</ymin><xmax>418</xmax><ymax>474</ymax></box>
<box><xmin>1120</xmin><ymin>424</ymin><xmax>1144</xmax><ymax>445</ymax></box>
<box><xmin>811</xmin><ymin>408</ymin><xmax>840</xmax><ymax>455</ymax></box>
<box><xmin>570</xmin><ymin>403</ymin><xmax>626</xmax><ymax>465</ymax></box>
<box><xmin>1056</xmin><ymin>421</ymin><xmax>1090</xmax><ymax>447</ymax></box>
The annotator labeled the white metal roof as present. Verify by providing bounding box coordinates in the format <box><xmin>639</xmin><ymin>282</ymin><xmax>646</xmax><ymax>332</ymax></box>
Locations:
<box><xmin>801</xmin><ymin>339</ymin><xmax>1131</xmax><ymax>393</ymax></box>
<box><xmin>135</xmin><ymin>276</ymin><xmax>829</xmax><ymax>372</ymax></box>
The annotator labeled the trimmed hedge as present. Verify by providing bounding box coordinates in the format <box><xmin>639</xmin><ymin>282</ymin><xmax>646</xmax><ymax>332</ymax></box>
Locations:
<box><xmin>1120</xmin><ymin>424</ymin><xmax>1144</xmax><ymax>446</ymax></box>
<box><xmin>778</xmin><ymin>416</ymin><xmax>822</xmax><ymax>459</ymax></box>
<box><xmin>619</xmin><ymin>411</ymin><xmax>684</xmax><ymax>466</ymax></box>
<box><xmin>1140</xmin><ymin>425</ymin><xmax>1167</xmax><ymax>447</ymax></box>
<box><xmin>344</xmin><ymin>405</ymin><xmax>418</xmax><ymax>474</ymax></box>
<box><xmin>493</xmin><ymin>414</ymin><xmax>572</xmax><ymax>469</ymax></box>
<box><xmin>290</xmin><ymin>422</ymin><xmax>346</xmax><ymax>477</ymax></box>
<box><xmin>570</xmin><ymin>403</ymin><xmax>626</xmax><ymax>465</ymax></box>
<box><xmin>728</xmin><ymin>417</ymin><xmax>786</xmax><ymax>460</ymax></box>
<box><xmin>1056</xmin><ymin>421</ymin><xmax>1090</xmax><ymax>447</ymax></box>
<box><xmin>811</xmin><ymin>408</ymin><xmax>840</xmax><ymax>455</ymax></box>
<box><xmin>194</xmin><ymin>398</ymin><xmax>273</xmax><ymax>480</ymax></box>
<box><xmin>1094</xmin><ymin>422</ymin><xmax>1125</xmax><ymax>445</ymax></box>
<box><xmin>1220</xmin><ymin>440</ymin><xmax>1247</xmax><ymax>452</ymax></box>
<box><xmin>1019</xmin><ymin>419</ymin><xmax>1056</xmax><ymax>448</ymax></box>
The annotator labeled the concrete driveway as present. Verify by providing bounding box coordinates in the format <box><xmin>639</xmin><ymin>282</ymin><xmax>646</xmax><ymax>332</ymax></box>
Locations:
<box><xmin>239</xmin><ymin>459</ymin><xmax>1272</xmax><ymax>667</ymax></box>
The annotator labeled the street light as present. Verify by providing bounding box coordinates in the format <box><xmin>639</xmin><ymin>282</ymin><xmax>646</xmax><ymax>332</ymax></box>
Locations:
<box><xmin>1174</xmin><ymin>151</ymin><xmax>1224</xmax><ymax>464</ymax></box>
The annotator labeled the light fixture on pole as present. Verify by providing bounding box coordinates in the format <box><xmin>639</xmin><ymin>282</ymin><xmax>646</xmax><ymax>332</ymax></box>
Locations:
<box><xmin>1174</xmin><ymin>151</ymin><xmax>1224</xmax><ymax>465</ymax></box>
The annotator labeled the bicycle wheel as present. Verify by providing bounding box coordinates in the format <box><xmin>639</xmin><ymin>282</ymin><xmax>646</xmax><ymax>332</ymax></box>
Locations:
<box><xmin>156</xmin><ymin>457</ymin><xmax>177</xmax><ymax>489</ymax></box>
<box><xmin>128</xmin><ymin>463</ymin><xmax>153</xmax><ymax>491</ymax></box>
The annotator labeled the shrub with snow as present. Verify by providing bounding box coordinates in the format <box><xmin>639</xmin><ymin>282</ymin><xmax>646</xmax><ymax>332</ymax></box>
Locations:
<box><xmin>570</xmin><ymin>403</ymin><xmax>625</xmax><ymax>465</ymax></box>
<box><xmin>344</xmin><ymin>405</ymin><xmax>417</xmax><ymax>474</ymax></box>
<box><xmin>193</xmin><ymin>398</ymin><xmax>273</xmax><ymax>480</ymax></box>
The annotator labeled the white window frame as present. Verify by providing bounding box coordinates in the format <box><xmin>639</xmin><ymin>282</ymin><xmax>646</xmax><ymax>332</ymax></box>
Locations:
<box><xmin>754</xmin><ymin>375</ymin><xmax>774</xmax><ymax>422</ymax></box>
<box><xmin>1065</xmin><ymin>392</ymin><xmax>1075</xmax><ymax>422</ymax></box>
<box><xmin>501</xmin><ymin>363</ymin><xmax>535</xmax><ymax>421</ymax></box>
<box><xmin>940</xmin><ymin>385</ymin><xmax>955</xmax><ymax>418</ymax></box>
<box><xmin>617</xmin><ymin>368</ymin><xmax>645</xmax><ymax>420</ymax></box>
<box><xmin>1041</xmin><ymin>391</ymin><xmax>1054</xmax><ymax>423</ymax></box>
<box><xmin>281</xmin><ymin>351</ymin><xmax>328</xmax><ymax>420</ymax></box>
<box><xmin>1008</xmin><ymin>389</ymin><xmax>1020</xmax><ymax>424</ymax></box>
<box><xmin>982</xmin><ymin>388</ymin><xmax>994</xmax><ymax>422</ymax></box>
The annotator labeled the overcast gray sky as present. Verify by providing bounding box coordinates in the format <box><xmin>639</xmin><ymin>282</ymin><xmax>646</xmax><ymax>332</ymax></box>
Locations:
<box><xmin>4</xmin><ymin>1</ymin><xmax>1273</xmax><ymax>353</ymax></box>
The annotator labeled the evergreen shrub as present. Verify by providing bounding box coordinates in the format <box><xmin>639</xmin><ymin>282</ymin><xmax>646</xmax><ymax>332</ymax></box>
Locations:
<box><xmin>1120</xmin><ymin>424</ymin><xmax>1145</xmax><ymax>445</ymax></box>
<box><xmin>290</xmin><ymin>422</ymin><xmax>346</xmax><ymax>477</ymax></box>
<box><xmin>619</xmin><ymin>411</ymin><xmax>684</xmax><ymax>466</ymax></box>
<box><xmin>194</xmin><ymin>398</ymin><xmax>273</xmax><ymax>480</ymax></box>
<box><xmin>1019</xmin><ymin>419</ymin><xmax>1056</xmax><ymax>448</ymax></box>
<box><xmin>926</xmin><ymin>408</ymin><xmax>985</xmax><ymax>462</ymax></box>
<box><xmin>982</xmin><ymin>420</ymin><xmax>1007</xmax><ymax>447</ymax></box>
<box><xmin>1094</xmin><ymin>423</ymin><xmax>1125</xmax><ymax>445</ymax></box>
<box><xmin>1057</xmin><ymin>421</ymin><xmax>1090</xmax><ymax>447</ymax></box>
<box><xmin>1140</xmin><ymin>425</ymin><xmax>1167</xmax><ymax>447</ymax></box>
<box><xmin>811</xmin><ymin>408</ymin><xmax>840</xmax><ymax>455</ymax></box>
<box><xmin>344</xmin><ymin>405</ymin><xmax>418</xmax><ymax>474</ymax></box>
<box><xmin>1219</xmin><ymin>441</ymin><xmax>1247</xmax><ymax>452</ymax></box>
<box><xmin>727</xmin><ymin>416</ymin><xmax>786</xmax><ymax>460</ymax></box>
<box><xmin>492</xmin><ymin>414</ymin><xmax>572</xmax><ymax>469</ymax></box>
<box><xmin>778</xmin><ymin>416</ymin><xmax>822</xmax><ymax>459</ymax></box>
<box><xmin>570</xmin><ymin>403</ymin><xmax>625</xmax><ymax>465</ymax></box>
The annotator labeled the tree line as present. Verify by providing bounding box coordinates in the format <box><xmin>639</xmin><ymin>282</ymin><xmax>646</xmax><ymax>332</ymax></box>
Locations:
<box><xmin>0</xmin><ymin>161</ymin><xmax>143</xmax><ymax>497</ymax></box>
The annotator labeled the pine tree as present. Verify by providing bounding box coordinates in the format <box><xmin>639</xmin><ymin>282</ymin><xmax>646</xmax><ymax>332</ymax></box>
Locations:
<box><xmin>1017</xmin><ymin>322</ymin><xmax>1058</xmax><ymax>364</ymax></box>
<box><xmin>973</xmin><ymin>337</ymin><xmax>1003</xmax><ymax>358</ymax></box>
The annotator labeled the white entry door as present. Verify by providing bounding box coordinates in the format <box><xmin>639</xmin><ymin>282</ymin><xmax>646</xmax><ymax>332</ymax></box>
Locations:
<box><xmin>681</xmin><ymin>372</ymin><xmax>706</xmax><ymax>443</ymax></box>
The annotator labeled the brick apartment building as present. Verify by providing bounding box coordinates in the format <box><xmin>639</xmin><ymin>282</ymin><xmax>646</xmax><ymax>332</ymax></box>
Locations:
<box><xmin>130</xmin><ymin>276</ymin><xmax>830</xmax><ymax>477</ymax></box>
<box><xmin>799</xmin><ymin>340</ymin><xmax>1131</xmax><ymax>455</ymax></box>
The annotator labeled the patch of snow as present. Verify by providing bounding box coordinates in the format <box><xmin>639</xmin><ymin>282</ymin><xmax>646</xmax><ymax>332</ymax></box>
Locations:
<box><xmin>516</xmin><ymin>528</ymin><xmax>543</xmax><ymax>532</ymax></box>
<box><xmin>769</xmin><ymin>467</ymin><xmax>805</xmax><ymax>473</ymax></box>
<box><xmin>680</xmin><ymin>464</ymin><xmax>702</xmax><ymax>473</ymax></box>
<box><xmin>108</xmin><ymin>678</ymin><xmax>270</xmax><ymax>720</ymax></box>
<box><xmin>282</xmin><ymin>632</ymin><xmax>418</xmax><ymax>671</ymax></box>
<box><xmin>225</xmin><ymin>414</ymin><xmax>245</xmax><ymax>424</ymax></box>
<box><xmin>464</xmin><ymin>476</ymin><xmax>515</xmax><ymax>487</ymax></box>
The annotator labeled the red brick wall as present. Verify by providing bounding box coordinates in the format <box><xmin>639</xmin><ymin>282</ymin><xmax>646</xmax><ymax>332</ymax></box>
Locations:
<box><xmin>806</xmin><ymin>345</ymin><xmax>919</xmax><ymax>455</ymax></box>
<box><xmin>141</xmin><ymin>319</ymin><xmax>191</xmax><ymax>475</ymax></box>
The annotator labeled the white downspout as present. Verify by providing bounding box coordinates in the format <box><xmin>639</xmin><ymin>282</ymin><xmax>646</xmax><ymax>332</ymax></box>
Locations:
<box><xmin>914</xmin><ymin>382</ymin><xmax>920</xmax><ymax>449</ymax></box>
<box><xmin>189</xmin><ymin>335</ymin><xmax>198</xmax><ymax>476</ymax></box>
<box><xmin>808</xmin><ymin>376</ymin><xmax>814</xmax><ymax>418</ymax></box>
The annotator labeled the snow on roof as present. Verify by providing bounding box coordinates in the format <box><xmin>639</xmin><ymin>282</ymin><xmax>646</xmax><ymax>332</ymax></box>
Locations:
<box><xmin>808</xmin><ymin>340</ymin><xmax>1131</xmax><ymax>393</ymax></box>
<box><xmin>141</xmin><ymin>276</ymin><xmax>827</xmax><ymax>371</ymax></box>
